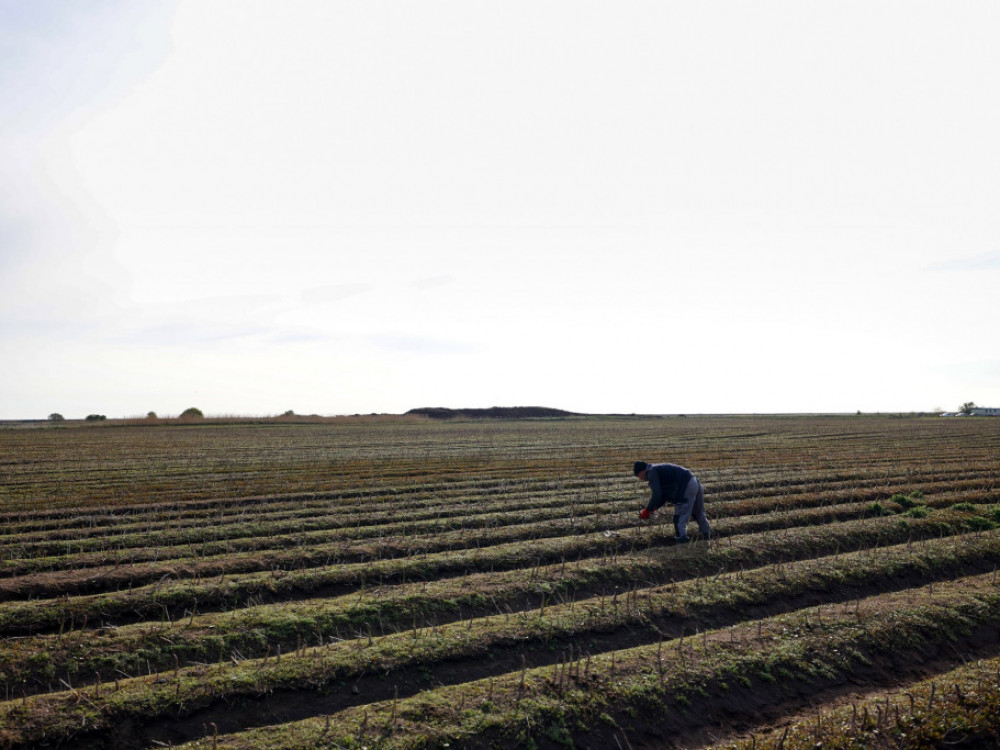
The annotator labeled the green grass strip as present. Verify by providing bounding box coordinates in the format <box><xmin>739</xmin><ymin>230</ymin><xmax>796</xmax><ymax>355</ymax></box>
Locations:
<box><xmin>712</xmin><ymin>655</ymin><xmax>1000</xmax><ymax>749</ymax></box>
<box><xmin>2</xmin><ymin>526</ymin><xmax>1000</xmax><ymax>695</ymax></box>
<box><xmin>155</xmin><ymin>572</ymin><xmax>1000</xmax><ymax>750</ymax></box>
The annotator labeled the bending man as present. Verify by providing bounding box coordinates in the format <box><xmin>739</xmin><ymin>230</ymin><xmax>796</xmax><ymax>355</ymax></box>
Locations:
<box><xmin>633</xmin><ymin>460</ymin><xmax>711</xmax><ymax>542</ymax></box>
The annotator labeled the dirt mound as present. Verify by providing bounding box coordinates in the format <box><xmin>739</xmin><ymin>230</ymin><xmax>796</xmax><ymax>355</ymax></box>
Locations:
<box><xmin>407</xmin><ymin>406</ymin><xmax>581</xmax><ymax>419</ymax></box>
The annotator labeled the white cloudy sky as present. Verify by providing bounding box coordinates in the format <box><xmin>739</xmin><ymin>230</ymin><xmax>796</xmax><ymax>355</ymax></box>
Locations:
<box><xmin>2</xmin><ymin>1</ymin><xmax>998</xmax><ymax>418</ymax></box>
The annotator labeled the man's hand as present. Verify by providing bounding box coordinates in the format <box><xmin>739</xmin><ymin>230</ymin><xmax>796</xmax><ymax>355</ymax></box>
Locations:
<box><xmin>640</xmin><ymin>508</ymin><xmax>650</xmax><ymax>520</ymax></box>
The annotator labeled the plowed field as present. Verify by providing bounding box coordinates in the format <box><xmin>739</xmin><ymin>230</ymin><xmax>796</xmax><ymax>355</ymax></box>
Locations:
<box><xmin>1</xmin><ymin>415</ymin><xmax>998</xmax><ymax>749</ymax></box>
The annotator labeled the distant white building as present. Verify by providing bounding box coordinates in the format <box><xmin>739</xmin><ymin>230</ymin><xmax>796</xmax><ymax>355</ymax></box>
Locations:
<box><xmin>970</xmin><ymin>407</ymin><xmax>1000</xmax><ymax>416</ymax></box>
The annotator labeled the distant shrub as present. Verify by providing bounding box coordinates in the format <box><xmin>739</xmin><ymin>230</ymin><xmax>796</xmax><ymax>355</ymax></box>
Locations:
<box><xmin>147</xmin><ymin>411</ymin><xmax>158</xmax><ymax>419</ymax></box>
<box><xmin>909</xmin><ymin>490</ymin><xmax>924</xmax><ymax>499</ymax></box>
<box><xmin>180</xmin><ymin>407</ymin><xmax>204</xmax><ymax>419</ymax></box>
<box><xmin>85</xmin><ymin>414</ymin><xmax>106</xmax><ymax>421</ymax></box>
<box><xmin>951</xmin><ymin>502</ymin><xmax>978</xmax><ymax>512</ymax></box>
<box><xmin>984</xmin><ymin>505</ymin><xmax>1000</xmax><ymax>522</ymax></box>
<box><xmin>48</xmin><ymin>413</ymin><xmax>64</xmax><ymax>422</ymax></box>
<box><xmin>868</xmin><ymin>502</ymin><xmax>894</xmax><ymax>517</ymax></box>
<box><xmin>890</xmin><ymin>493</ymin><xmax>920</xmax><ymax>509</ymax></box>
<box><xmin>904</xmin><ymin>506</ymin><xmax>931</xmax><ymax>518</ymax></box>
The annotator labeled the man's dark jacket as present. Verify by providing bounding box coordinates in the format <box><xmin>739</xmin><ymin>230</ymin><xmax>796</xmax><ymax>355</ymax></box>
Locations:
<box><xmin>644</xmin><ymin>463</ymin><xmax>694</xmax><ymax>512</ymax></box>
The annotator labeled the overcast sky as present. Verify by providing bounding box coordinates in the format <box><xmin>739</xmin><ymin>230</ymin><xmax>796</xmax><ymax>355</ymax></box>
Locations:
<box><xmin>2</xmin><ymin>1</ymin><xmax>998</xmax><ymax>419</ymax></box>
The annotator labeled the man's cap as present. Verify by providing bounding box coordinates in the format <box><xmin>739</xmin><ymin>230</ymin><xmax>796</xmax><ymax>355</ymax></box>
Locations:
<box><xmin>633</xmin><ymin>460</ymin><xmax>649</xmax><ymax>475</ymax></box>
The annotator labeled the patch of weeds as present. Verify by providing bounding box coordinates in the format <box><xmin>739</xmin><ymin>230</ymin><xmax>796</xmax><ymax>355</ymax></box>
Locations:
<box><xmin>951</xmin><ymin>502</ymin><xmax>978</xmax><ymax>512</ymax></box>
<box><xmin>843</xmin><ymin>644</ymin><xmax>872</xmax><ymax>667</ymax></box>
<box><xmin>544</xmin><ymin>717</ymin><xmax>573</xmax><ymax>746</ymax></box>
<box><xmin>964</xmin><ymin>516</ymin><xmax>998</xmax><ymax>532</ymax></box>
<box><xmin>868</xmin><ymin>502</ymin><xmax>895</xmax><ymax>517</ymax></box>
<box><xmin>891</xmin><ymin>493</ymin><xmax>920</xmax><ymax>509</ymax></box>
<box><xmin>26</xmin><ymin>652</ymin><xmax>56</xmax><ymax>681</ymax></box>
<box><xmin>904</xmin><ymin>506</ymin><xmax>931</xmax><ymax>519</ymax></box>
<box><xmin>598</xmin><ymin>712</ymin><xmax>617</xmax><ymax>727</ymax></box>
<box><xmin>812</xmin><ymin>660</ymin><xmax>839</xmax><ymax>680</ymax></box>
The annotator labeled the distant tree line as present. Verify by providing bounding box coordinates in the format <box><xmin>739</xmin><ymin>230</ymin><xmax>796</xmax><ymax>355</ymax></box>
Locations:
<box><xmin>47</xmin><ymin>407</ymin><xmax>205</xmax><ymax>422</ymax></box>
